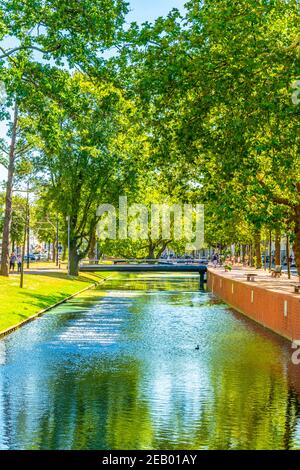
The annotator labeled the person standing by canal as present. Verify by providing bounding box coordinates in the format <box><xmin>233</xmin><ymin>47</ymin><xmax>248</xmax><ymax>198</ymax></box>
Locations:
<box><xmin>17</xmin><ymin>254</ymin><xmax>22</xmax><ymax>273</ymax></box>
<box><xmin>212</xmin><ymin>253</ymin><xmax>219</xmax><ymax>268</ymax></box>
<box><xmin>9</xmin><ymin>252</ymin><xmax>17</xmax><ymax>272</ymax></box>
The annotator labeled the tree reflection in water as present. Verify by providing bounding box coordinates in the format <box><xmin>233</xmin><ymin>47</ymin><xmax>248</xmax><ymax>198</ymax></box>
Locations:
<box><xmin>0</xmin><ymin>273</ymin><xmax>299</xmax><ymax>450</ymax></box>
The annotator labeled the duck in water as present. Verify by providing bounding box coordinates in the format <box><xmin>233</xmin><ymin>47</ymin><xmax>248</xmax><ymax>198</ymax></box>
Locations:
<box><xmin>195</xmin><ymin>345</ymin><xmax>200</xmax><ymax>351</ymax></box>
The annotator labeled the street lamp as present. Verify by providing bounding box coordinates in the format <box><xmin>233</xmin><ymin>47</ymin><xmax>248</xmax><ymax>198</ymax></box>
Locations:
<box><xmin>20</xmin><ymin>186</ymin><xmax>29</xmax><ymax>289</ymax></box>
<box><xmin>66</xmin><ymin>215</ymin><xmax>70</xmax><ymax>275</ymax></box>
<box><xmin>56</xmin><ymin>214</ymin><xmax>59</xmax><ymax>267</ymax></box>
<box><xmin>13</xmin><ymin>185</ymin><xmax>31</xmax><ymax>286</ymax></box>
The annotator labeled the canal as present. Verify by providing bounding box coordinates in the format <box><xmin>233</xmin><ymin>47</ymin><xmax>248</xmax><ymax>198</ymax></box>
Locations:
<box><xmin>0</xmin><ymin>273</ymin><xmax>299</xmax><ymax>450</ymax></box>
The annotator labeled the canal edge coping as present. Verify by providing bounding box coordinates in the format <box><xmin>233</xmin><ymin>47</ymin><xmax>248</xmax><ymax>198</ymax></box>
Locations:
<box><xmin>0</xmin><ymin>275</ymin><xmax>114</xmax><ymax>340</ymax></box>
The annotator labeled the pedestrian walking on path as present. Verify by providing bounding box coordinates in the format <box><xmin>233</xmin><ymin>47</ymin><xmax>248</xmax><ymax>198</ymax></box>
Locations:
<box><xmin>17</xmin><ymin>255</ymin><xmax>22</xmax><ymax>273</ymax></box>
<box><xmin>9</xmin><ymin>253</ymin><xmax>17</xmax><ymax>272</ymax></box>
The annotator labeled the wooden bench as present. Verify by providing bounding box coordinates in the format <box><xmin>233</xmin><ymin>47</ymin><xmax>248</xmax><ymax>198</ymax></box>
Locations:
<box><xmin>271</xmin><ymin>266</ymin><xmax>282</xmax><ymax>278</ymax></box>
<box><xmin>246</xmin><ymin>273</ymin><xmax>257</xmax><ymax>282</ymax></box>
<box><xmin>294</xmin><ymin>285</ymin><xmax>300</xmax><ymax>294</ymax></box>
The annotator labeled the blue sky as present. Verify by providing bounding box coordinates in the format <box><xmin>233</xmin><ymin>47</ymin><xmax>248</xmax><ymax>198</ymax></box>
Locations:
<box><xmin>127</xmin><ymin>0</ymin><xmax>186</xmax><ymax>23</ymax></box>
<box><xmin>0</xmin><ymin>0</ymin><xmax>186</xmax><ymax>182</ymax></box>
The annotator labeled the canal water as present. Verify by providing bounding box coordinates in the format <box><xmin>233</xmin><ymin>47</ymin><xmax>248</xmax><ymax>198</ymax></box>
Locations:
<box><xmin>0</xmin><ymin>273</ymin><xmax>299</xmax><ymax>450</ymax></box>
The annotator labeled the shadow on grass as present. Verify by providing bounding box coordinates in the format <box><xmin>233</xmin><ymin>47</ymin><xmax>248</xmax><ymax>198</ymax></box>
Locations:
<box><xmin>24</xmin><ymin>271</ymin><xmax>106</xmax><ymax>283</ymax></box>
<box><xmin>17</xmin><ymin>272</ymin><xmax>109</xmax><ymax>310</ymax></box>
<box><xmin>18</xmin><ymin>290</ymin><xmax>81</xmax><ymax>311</ymax></box>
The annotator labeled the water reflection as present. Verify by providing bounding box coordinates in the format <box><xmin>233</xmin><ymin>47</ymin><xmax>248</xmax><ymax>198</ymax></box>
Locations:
<box><xmin>0</xmin><ymin>273</ymin><xmax>299</xmax><ymax>449</ymax></box>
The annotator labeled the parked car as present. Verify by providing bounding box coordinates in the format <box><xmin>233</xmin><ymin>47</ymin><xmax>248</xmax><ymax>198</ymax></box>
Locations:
<box><xmin>24</xmin><ymin>254</ymin><xmax>37</xmax><ymax>261</ymax></box>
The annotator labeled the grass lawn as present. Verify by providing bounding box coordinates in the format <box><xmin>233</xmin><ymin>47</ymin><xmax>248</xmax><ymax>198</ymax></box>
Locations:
<box><xmin>24</xmin><ymin>261</ymin><xmax>66</xmax><ymax>270</ymax></box>
<box><xmin>0</xmin><ymin>271</ymin><xmax>111</xmax><ymax>333</ymax></box>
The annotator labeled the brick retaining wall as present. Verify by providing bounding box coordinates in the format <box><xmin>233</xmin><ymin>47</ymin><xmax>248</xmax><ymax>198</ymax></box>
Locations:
<box><xmin>207</xmin><ymin>270</ymin><xmax>300</xmax><ymax>342</ymax></box>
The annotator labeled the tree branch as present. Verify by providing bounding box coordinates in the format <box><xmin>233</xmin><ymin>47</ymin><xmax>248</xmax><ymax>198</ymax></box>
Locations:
<box><xmin>0</xmin><ymin>44</ymin><xmax>62</xmax><ymax>60</ymax></box>
<box><xmin>257</xmin><ymin>178</ymin><xmax>294</xmax><ymax>208</ymax></box>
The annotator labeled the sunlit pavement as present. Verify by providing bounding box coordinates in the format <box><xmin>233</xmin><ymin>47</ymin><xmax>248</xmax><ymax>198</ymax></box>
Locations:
<box><xmin>209</xmin><ymin>265</ymin><xmax>300</xmax><ymax>297</ymax></box>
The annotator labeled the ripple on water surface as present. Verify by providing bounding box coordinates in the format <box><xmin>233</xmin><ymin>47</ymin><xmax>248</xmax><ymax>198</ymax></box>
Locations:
<box><xmin>0</xmin><ymin>273</ymin><xmax>299</xmax><ymax>450</ymax></box>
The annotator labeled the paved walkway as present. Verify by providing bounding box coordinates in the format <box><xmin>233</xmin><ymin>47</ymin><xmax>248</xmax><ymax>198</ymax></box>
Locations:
<box><xmin>25</xmin><ymin>268</ymin><xmax>65</xmax><ymax>274</ymax></box>
<box><xmin>9</xmin><ymin>266</ymin><xmax>67</xmax><ymax>276</ymax></box>
<box><xmin>209</xmin><ymin>265</ymin><xmax>300</xmax><ymax>298</ymax></box>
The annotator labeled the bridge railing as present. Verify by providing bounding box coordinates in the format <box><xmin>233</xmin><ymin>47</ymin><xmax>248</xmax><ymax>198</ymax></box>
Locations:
<box><xmin>79</xmin><ymin>258</ymin><xmax>208</xmax><ymax>266</ymax></box>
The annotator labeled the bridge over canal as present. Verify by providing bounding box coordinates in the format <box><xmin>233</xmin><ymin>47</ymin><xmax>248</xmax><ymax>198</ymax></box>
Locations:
<box><xmin>79</xmin><ymin>261</ymin><xmax>208</xmax><ymax>288</ymax></box>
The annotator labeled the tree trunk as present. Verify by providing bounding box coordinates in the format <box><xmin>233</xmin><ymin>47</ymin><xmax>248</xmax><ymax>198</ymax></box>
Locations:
<box><xmin>62</xmin><ymin>245</ymin><xmax>66</xmax><ymax>261</ymax></box>
<box><xmin>96</xmin><ymin>241</ymin><xmax>101</xmax><ymax>262</ymax></box>
<box><xmin>147</xmin><ymin>248</ymin><xmax>155</xmax><ymax>259</ymax></box>
<box><xmin>0</xmin><ymin>103</ymin><xmax>18</xmax><ymax>277</ymax></box>
<box><xmin>52</xmin><ymin>240</ymin><xmax>56</xmax><ymax>263</ymax></box>
<box><xmin>156</xmin><ymin>241</ymin><xmax>170</xmax><ymax>259</ymax></box>
<box><xmin>147</xmin><ymin>241</ymin><xmax>155</xmax><ymax>260</ymax></box>
<box><xmin>249</xmin><ymin>244</ymin><xmax>254</xmax><ymax>267</ymax></box>
<box><xmin>254</xmin><ymin>230</ymin><xmax>262</xmax><ymax>269</ymax></box>
<box><xmin>241</xmin><ymin>245</ymin><xmax>246</xmax><ymax>264</ymax></box>
<box><xmin>69</xmin><ymin>239</ymin><xmax>80</xmax><ymax>276</ymax></box>
<box><xmin>88</xmin><ymin>230</ymin><xmax>96</xmax><ymax>262</ymax></box>
<box><xmin>275</xmin><ymin>229</ymin><xmax>281</xmax><ymax>266</ymax></box>
<box><xmin>269</xmin><ymin>230</ymin><xmax>272</xmax><ymax>271</ymax></box>
<box><xmin>293</xmin><ymin>206</ymin><xmax>300</xmax><ymax>278</ymax></box>
<box><xmin>286</xmin><ymin>235</ymin><xmax>291</xmax><ymax>280</ymax></box>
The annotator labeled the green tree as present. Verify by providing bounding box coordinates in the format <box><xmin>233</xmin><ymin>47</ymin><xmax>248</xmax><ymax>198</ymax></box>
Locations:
<box><xmin>120</xmin><ymin>0</ymin><xmax>300</xmax><ymax>274</ymax></box>
<box><xmin>0</xmin><ymin>0</ymin><xmax>129</xmax><ymax>276</ymax></box>
<box><xmin>0</xmin><ymin>191</ymin><xmax>26</xmax><ymax>249</ymax></box>
<box><xmin>23</xmin><ymin>71</ymin><xmax>146</xmax><ymax>275</ymax></box>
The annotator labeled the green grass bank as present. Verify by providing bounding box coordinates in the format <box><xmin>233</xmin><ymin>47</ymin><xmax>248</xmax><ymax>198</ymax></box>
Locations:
<box><xmin>0</xmin><ymin>271</ymin><xmax>110</xmax><ymax>334</ymax></box>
